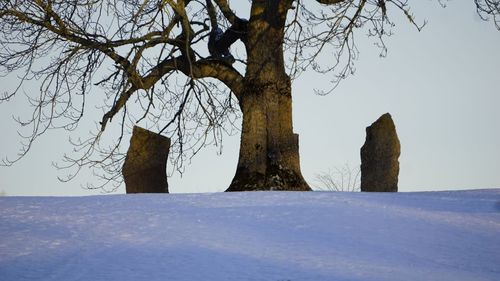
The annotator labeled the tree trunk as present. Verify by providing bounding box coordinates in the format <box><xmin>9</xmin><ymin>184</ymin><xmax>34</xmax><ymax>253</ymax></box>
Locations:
<box><xmin>226</xmin><ymin>0</ymin><xmax>310</xmax><ymax>191</ymax></box>
<box><xmin>226</xmin><ymin>81</ymin><xmax>310</xmax><ymax>191</ymax></box>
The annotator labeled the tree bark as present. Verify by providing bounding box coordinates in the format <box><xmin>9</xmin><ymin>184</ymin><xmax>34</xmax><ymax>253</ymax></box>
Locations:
<box><xmin>226</xmin><ymin>0</ymin><xmax>310</xmax><ymax>191</ymax></box>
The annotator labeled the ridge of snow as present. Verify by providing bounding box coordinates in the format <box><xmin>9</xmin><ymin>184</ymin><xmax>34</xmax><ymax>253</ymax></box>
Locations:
<box><xmin>1</xmin><ymin>189</ymin><xmax>499</xmax><ymax>281</ymax></box>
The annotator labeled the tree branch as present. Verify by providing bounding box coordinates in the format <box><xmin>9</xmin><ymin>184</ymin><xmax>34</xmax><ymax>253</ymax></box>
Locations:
<box><xmin>316</xmin><ymin>0</ymin><xmax>346</xmax><ymax>5</ymax></box>
<box><xmin>100</xmin><ymin>56</ymin><xmax>244</xmax><ymax>131</ymax></box>
<box><xmin>2</xmin><ymin>6</ymin><xmax>144</xmax><ymax>88</ymax></box>
<box><xmin>475</xmin><ymin>0</ymin><xmax>500</xmax><ymax>30</ymax></box>
<box><xmin>213</xmin><ymin>0</ymin><xmax>239</xmax><ymax>24</ymax></box>
<box><xmin>206</xmin><ymin>0</ymin><xmax>218</xmax><ymax>28</ymax></box>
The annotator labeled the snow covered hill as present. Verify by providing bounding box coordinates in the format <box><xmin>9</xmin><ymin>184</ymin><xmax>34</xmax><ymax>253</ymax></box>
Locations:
<box><xmin>1</xmin><ymin>190</ymin><xmax>499</xmax><ymax>281</ymax></box>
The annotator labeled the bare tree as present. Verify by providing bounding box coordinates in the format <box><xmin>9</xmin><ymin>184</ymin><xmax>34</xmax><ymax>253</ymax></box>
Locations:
<box><xmin>314</xmin><ymin>164</ymin><xmax>360</xmax><ymax>192</ymax></box>
<box><xmin>1</xmin><ymin>1</ymin><xmax>498</xmax><ymax>192</ymax></box>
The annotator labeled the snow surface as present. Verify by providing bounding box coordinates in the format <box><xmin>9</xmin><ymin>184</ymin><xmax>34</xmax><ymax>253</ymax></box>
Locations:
<box><xmin>1</xmin><ymin>189</ymin><xmax>499</xmax><ymax>281</ymax></box>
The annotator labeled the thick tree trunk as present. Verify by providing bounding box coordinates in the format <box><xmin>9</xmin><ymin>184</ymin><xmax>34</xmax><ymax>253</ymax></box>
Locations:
<box><xmin>227</xmin><ymin>81</ymin><xmax>310</xmax><ymax>191</ymax></box>
<box><xmin>226</xmin><ymin>0</ymin><xmax>310</xmax><ymax>191</ymax></box>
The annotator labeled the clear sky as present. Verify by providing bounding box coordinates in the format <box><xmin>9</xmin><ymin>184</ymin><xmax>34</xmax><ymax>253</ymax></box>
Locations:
<box><xmin>1</xmin><ymin>1</ymin><xmax>499</xmax><ymax>196</ymax></box>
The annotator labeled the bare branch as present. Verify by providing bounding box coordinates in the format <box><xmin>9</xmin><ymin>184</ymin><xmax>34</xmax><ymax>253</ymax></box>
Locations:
<box><xmin>316</xmin><ymin>0</ymin><xmax>347</xmax><ymax>5</ymax></box>
<box><xmin>100</xmin><ymin>54</ymin><xmax>243</xmax><ymax>131</ymax></box>
<box><xmin>213</xmin><ymin>0</ymin><xmax>239</xmax><ymax>24</ymax></box>
<box><xmin>475</xmin><ymin>0</ymin><xmax>500</xmax><ymax>30</ymax></box>
<box><xmin>315</xmin><ymin>164</ymin><xmax>361</xmax><ymax>192</ymax></box>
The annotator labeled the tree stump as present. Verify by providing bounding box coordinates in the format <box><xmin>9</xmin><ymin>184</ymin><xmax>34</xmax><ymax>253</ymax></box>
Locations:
<box><xmin>122</xmin><ymin>126</ymin><xmax>171</xmax><ymax>193</ymax></box>
<box><xmin>360</xmin><ymin>113</ymin><xmax>401</xmax><ymax>192</ymax></box>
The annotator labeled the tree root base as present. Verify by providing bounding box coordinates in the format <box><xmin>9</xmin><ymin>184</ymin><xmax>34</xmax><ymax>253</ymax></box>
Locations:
<box><xmin>226</xmin><ymin>167</ymin><xmax>311</xmax><ymax>192</ymax></box>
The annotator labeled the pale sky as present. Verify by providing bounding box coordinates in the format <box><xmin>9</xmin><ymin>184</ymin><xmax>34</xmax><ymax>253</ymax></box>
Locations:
<box><xmin>1</xmin><ymin>1</ymin><xmax>499</xmax><ymax>196</ymax></box>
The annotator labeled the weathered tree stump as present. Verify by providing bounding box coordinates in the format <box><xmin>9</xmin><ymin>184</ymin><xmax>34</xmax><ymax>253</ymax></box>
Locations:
<box><xmin>360</xmin><ymin>113</ymin><xmax>401</xmax><ymax>192</ymax></box>
<box><xmin>122</xmin><ymin>126</ymin><xmax>171</xmax><ymax>193</ymax></box>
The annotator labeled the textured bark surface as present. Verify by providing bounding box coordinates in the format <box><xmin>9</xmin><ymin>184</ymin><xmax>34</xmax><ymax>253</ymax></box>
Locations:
<box><xmin>360</xmin><ymin>113</ymin><xmax>401</xmax><ymax>192</ymax></box>
<box><xmin>122</xmin><ymin>126</ymin><xmax>171</xmax><ymax>193</ymax></box>
<box><xmin>226</xmin><ymin>84</ymin><xmax>310</xmax><ymax>191</ymax></box>
<box><xmin>226</xmin><ymin>0</ymin><xmax>310</xmax><ymax>191</ymax></box>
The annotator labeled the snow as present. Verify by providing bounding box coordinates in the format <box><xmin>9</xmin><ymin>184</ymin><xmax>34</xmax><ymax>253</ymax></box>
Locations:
<box><xmin>1</xmin><ymin>189</ymin><xmax>499</xmax><ymax>281</ymax></box>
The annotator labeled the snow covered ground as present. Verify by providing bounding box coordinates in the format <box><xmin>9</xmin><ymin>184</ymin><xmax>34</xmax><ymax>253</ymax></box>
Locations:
<box><xmin>1</xmin><ymin>189</ymin><xmax>499</xmax><ymax>281</ymax></box>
